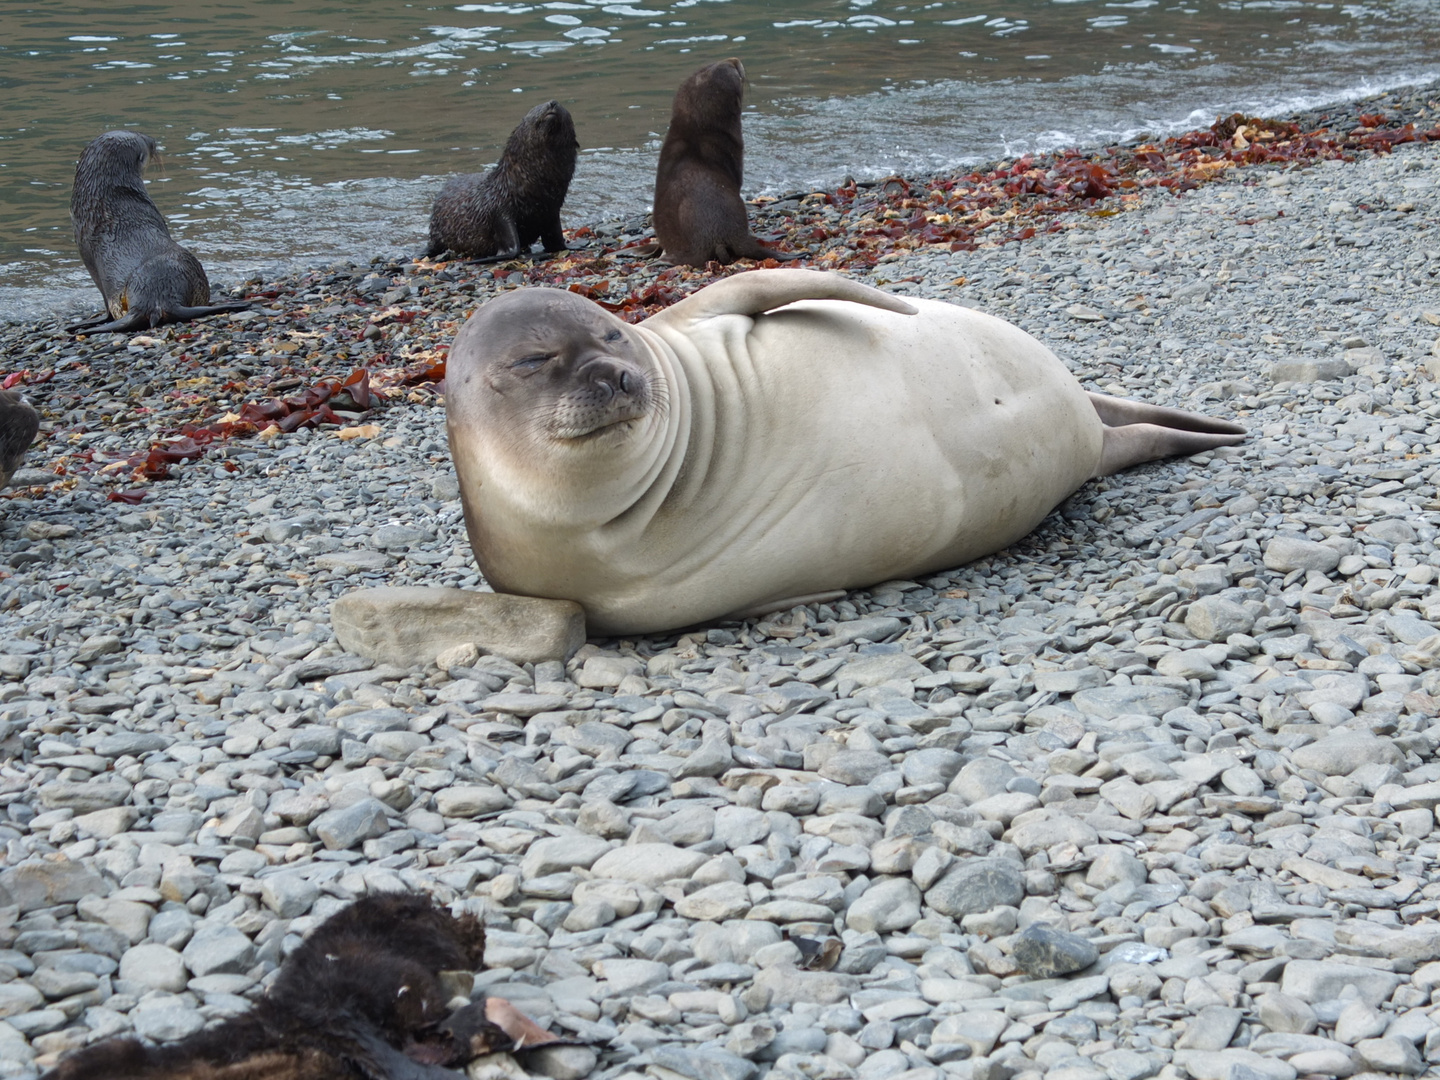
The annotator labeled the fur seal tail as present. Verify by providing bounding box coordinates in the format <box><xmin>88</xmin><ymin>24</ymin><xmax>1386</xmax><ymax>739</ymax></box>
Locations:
<box><xmin>1088</xmin><ymin>391</ymin><xmax>1246</xmax><ymax>477</ymax></box>
<box><xmin>67</xmin><ymin>300</ymin><xmax>250</xmax><ymax>335</ymax></box>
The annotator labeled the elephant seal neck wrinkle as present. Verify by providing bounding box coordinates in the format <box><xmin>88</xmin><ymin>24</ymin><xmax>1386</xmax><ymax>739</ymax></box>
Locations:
<box><xmin>593</xmin><ymin>323</ymin><xmax>691</xmax><ymax>535</ymax></box>
<box><xmin>648</xmin><ymin>303</ymin><xmax>764</xmax><ymax>516</ymax></box>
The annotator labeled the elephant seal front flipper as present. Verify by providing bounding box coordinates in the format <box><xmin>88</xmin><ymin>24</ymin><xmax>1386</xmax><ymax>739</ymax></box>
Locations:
<box><xmin>662</xmin><ymin>267</ymin><xmax>918</xmax><ymax>321</ymax></box>
<box><xmin>1087</xmin><ymin>391</ymin><xmax>1246</xmax><ymax>476</ymax></box>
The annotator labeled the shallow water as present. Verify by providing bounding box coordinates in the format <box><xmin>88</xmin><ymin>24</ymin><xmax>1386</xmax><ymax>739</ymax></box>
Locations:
<box><xmin>2</xmin><ymin>0</ymin><xmax>1438</xmax><ymax>323</ymax></box>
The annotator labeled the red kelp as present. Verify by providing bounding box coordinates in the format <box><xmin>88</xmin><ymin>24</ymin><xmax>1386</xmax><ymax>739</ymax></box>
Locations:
<box><xmin>758</xmin><ymin>108</ymin><xmax>1440</xmax><ymax>270</ymax></box>
<box><xmin>99</xmin><ymin>368</ymin><xmax>377</xmax><ymax>489</ymax></box>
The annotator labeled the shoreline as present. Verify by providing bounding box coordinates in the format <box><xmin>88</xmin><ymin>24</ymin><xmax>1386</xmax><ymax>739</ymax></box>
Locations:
<box><xmin>0</xmin><ymin>81</ymin><xmax>1437</xmax><ymax>1080</ymax></box>
<box><xmin>4</xmin><ymin>75</ymin><xmax>1439</xmax><ymax>333</ymax></box>
<box><xmin>2</xmin><ymin>79</ymin><xmax>1437</xmax><ymax>501</ymax></box>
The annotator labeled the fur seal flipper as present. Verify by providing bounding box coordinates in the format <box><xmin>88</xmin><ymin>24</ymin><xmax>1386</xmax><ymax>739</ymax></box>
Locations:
<box><xmin>652</xmin><ymin>58</ymin><xmax>797</xmax><ymax>267</ymax></box>
<box><xmin>446</xmin><ymin>268</ymin><xmax>1246</xmax><ymax>635</ymax></box>
<box><xmin>68</xmin><ymin>131</ymin><xmax>251</xmax><ymax>335</ymax></box>
<box><xmin>426</xmin><ymin>101</ymin><xmax>578</xmax><ymax>260</ymax></box>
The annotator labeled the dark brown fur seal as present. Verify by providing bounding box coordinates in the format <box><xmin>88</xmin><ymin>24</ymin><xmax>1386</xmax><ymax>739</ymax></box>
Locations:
<box><xmin>426</xmin><ymin>101</ymin><xmax>578</xmax><ymax>260</ymax></box>
<box><xmin>42</xmin><ymin>894</ymin><xmax>565</xmax><ymax>1080</ymax></box>
<box><xmin>67</xmin><ymin>131</ymin><xmax>250</xmax><ymax>335</ymax></box>
<box><xmin>652</xmin><ymin>58</ymin><xmax>795</xmax><ymax>267</ymax></box>
<box><xmin>0</xmin><ymin>391</ymin><xmax>39</xmax><ymax>489</ymax></box>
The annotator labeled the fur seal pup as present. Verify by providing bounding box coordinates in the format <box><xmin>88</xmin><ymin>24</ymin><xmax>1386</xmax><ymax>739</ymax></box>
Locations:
<box><xmin>42</xmin><ymin>894</ymin><xmax>564</xmax><ymax>1080</ymax></box>
<box><xmin>426</xmin><ymin>101</ymin><xmax>578</xmax><ymax>260</ymax></box>
<box><xmin>0</xmin><ymin>391</ymin><xmax>39</xmax><ymax>489</ymax></box>
<box><xmin>445</xmin><ymin>268</ymin><xmax>1246</xmax><ymax>635</ymax></box>
<box><xmin>67</xmin><ymin>131</ymin><xmax>250</xmax><ymax>335</ymax></box>
<box><xmin>652</xmin><ymin>58</ymin><xmax>796</xmax><ymax>267</ymax></box>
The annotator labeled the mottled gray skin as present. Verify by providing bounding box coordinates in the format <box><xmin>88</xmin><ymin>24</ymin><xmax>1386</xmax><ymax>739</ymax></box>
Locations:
<box><xmin>426</xmin><ymin>101</ymin><xmax>578</xmax><ymax>260</ymax></box>
<box><xmin>67</xmin><ymin>131</ymin><xmax>250</xmax><ymax>334</ymax></box>
<box><xmin>653</xmin><ymin>58</ymin><xmax>796</xmax><ymax>268</ymax></box>
<box><xmin>0</xmin><ymin>391</ymin><xmax>39</xmax><ymax>489</ymax></box>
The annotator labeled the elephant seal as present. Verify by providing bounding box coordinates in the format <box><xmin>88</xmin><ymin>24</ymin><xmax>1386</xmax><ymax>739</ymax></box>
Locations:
<box><xmin>0</xmin><ymin>391</ymin><xmax>39</xmax><ymax>489</ymax></box>
<box><xmin>426</xmin><ymin>100</ymin><xmax>578</xmax><ymax>260</ymax></box>
<box><xmin>67</xmin><ymin>131</ymin><xmax>251</xmax><ymax>335</ymax></box>
<box><xmin>652</xmin><ymin>58</ymin><xmax>796</xmax><ymax>267</ymax></box>
<box><xmin>445</xmin><ymin>269</ymin><xmax>1245</xmax><ymax>635</ymax></box>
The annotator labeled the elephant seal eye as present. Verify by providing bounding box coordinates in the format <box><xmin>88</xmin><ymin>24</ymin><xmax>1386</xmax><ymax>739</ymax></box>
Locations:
<box><xmin>511</xmin><ymin>353</ymin><xmax>551</xmax><ymax>371</ymax></box>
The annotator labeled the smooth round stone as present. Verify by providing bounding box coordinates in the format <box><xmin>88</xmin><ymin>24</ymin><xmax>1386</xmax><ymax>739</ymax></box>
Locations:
<box><xmin>846</xmin><ymin>877</ymin><xmax>922</xmax><ymax>934</ymax></box>
<box><xmin>819</xmin><ymin>749</ymin><xmax>893</xmax><ymax>786</ymax></box>
<box><xmin>1256</xmin><ymin>992</ymin><xmax>1317</xmax><ymax>1035</ymax></box>
<box><xmin>763</xmin><ymin>786</ymin><xmax>821</xmax><ymax>814</ymax></box>
<box><xmin>924</xmin><ymin>858</ymin><xmax>1024</xmax><ymax>918</ymax></box>
<box><xmin>130</xmin><ymin>999</ymin><xmax>206</xmax><ymax>1042</ymax></box>
<box><xmin>1010</xmin><ymin>923</ymin><xmax>1099</xmax><ymax>978</ymax></box>
<box><xmin>901</xmin><ymin>747</ymin><xmax>964</xmax><ymax>787</ymax></box>
<box><xmin>1184</xmin><ymin>596</ymin><xmax>1256</xmax><ymax>643</ymax></box>
<box><xmin>1263</xmin><ymin>536</ymin><xmax>1341</xmax><ymax>573</ymax></box>
<box><xmin>118</xmin><ymin>943</ymin><xmax>188</xmax><ymax>993</ymax></box>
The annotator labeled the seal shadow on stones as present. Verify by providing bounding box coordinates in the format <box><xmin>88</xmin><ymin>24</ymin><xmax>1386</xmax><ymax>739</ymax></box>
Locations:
<box><xmin>40</xmin><ymin>894</ymin><xmax>572</xmax><ymax>1080</ymax></box>
<box><xmin>67</xmin><ymin>131</ymin><xmax>251</xmax><ymax>335</ymax></box>
<box><xmin>651</xmin><ymin>57</ymin><xmax>798</xmax><ymax>268</ymax></box>
<box><xmin>426</xmin><ymin>100</ymin><xmax>579</xmax><ymax>261</ymax></box>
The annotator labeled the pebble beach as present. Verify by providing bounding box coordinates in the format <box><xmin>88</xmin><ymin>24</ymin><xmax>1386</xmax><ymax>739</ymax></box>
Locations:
<box><xmin>1</xmin><ymin>81</ymin><xmax>1440</xmax><ymax>1080</ymax></box>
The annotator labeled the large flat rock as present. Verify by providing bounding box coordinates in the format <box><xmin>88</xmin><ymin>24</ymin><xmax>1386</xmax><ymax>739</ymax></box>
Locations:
<box><xmin>331</xmin><ymin>585</ymin><xmax>585</xmax><ymax>667</ymax></box>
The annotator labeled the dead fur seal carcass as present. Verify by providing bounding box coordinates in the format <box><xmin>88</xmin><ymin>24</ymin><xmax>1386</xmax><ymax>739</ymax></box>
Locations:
<box><xmin>41</xmin><ymin>894</ymin><xmax>565</xmax><ymax>1080</ymax></box>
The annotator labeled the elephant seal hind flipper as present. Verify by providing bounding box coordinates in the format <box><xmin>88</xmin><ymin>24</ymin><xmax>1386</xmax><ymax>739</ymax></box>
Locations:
<box><xmin>1088</xmin><ymin>391</ymin><xmax>1246</xmax><ymax>477</ymax></box>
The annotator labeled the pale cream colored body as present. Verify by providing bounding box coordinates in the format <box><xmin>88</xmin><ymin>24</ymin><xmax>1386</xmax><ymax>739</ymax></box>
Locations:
<box><xmin>448</xmin><ymin>275</ymin><xmax>1105</xmax><ymax>635</ymax></box>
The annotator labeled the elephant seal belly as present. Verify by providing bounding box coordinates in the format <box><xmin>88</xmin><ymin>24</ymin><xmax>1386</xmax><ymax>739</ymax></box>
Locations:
<box><xmin>444</xmin><ymin>269</ymin><xmax>1244</xmax><ymax>635</ymax></box>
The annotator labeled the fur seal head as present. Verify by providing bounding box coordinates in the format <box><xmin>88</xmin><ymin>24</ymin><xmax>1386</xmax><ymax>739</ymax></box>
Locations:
<box><xmin>72</xmin><ymin>130</ymin><xmax>157</xmax><ymax>202</ymax></box>
<box><xmin>672</xmin><ymin>56</ymin><xmax>746</xmax><ymax>139</ymax></box>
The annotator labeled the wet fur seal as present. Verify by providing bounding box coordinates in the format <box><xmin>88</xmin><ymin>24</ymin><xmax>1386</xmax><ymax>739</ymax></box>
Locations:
<box><xmin>0</xmin><ymin>391</ymin><xmax>39</xmax><ymax>489</ymax></box>
<box><xmin>426</xmin><ymin>101</ymin><xmax>578</xmax><ymax>260</ymax></box>
<box><xmin>67</xmin><ymin>131</ymin><xmax>250</xmax><ymax>335</ymax></box>
<box><xmin>652</xmin><ymin>58</ymin><xmax>796</xmax><ymax>267</ymax></box>
<box><xmin>445</xmin><ymin>269</ymin><xmax>1246</xmax><ymax>635</ymax></box>
<box><xmin>42</xmin><ymin>894</ymin><xmax>565</xmax><ymax>1080</ymax></box>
